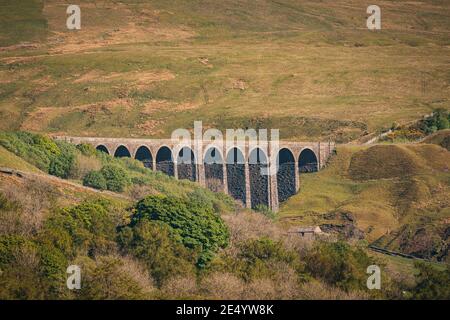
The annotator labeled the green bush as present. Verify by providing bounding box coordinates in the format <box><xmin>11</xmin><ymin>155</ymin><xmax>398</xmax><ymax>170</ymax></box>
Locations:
<box><xmin>411</xmin><ymin>262</ymin><xmax>450</xmax><ymax>300</ymax></box>
<box><xmin>83</xmin><ymin>171</ymin><xmax>107</xmax><ymax>190</ymax></box>
<box><xmin>437</xmin><ymin>117</ymin><xmax>449</xmax><ymax>130</ymax></box>
<box><xmin>417</xmin><ymin>108</ymin><xmax>450</xmax><ymax>134</ymax></box>
<box><xmin>0</xmin><ymin>132</ymin><xmax>76</xmax><ymax>178</ymax></box>
<box><xmin>117</xmin><ymin>220</ymin><xmax>196</xmax><ymax>286</ymax></box>
<box><xmin>49</xmin><ymin>153</ymin><xmax>75</xmax><ymax>178</ymax></box>
<box><xmin>0</xmin><ymin>235</ymin><xmax>49</xmax><ymax>299</ymax></box>
<box><xmin>304</xmin><ymin>241</ymin><xmax>375</xmax><ymax>292</ymax></box>
<box><xmin>50</xmin><ymin>141</ymin><xmax>76</xmax><ymax>179</ymax></box>
<box><xmin>44</xmin><ymin>200</ymin><xmax>117</xmax><ymax>258</ymax></box>
<box><xmin>100</xmin><ymin>164</ymin><xmax>130</xmax><ymax>192</ymax></box>
<box><xmin>232</xmin><ymin>237</ymin><xmax>306</xmax><ymax>282</ymax></box>
<box><xmin>0</xmin><ymin>131</ymin><xmax>59</xmax><ymax>171</ymax></box>
<box><xmin>131</xmin><ymin>194</ymin><xmax>229</xmax><ymax>268</ymax></box>
<box><xmin>76</xmin><ymin>143</ymin><xmax>97</xmax><ymax>156</ymax></box>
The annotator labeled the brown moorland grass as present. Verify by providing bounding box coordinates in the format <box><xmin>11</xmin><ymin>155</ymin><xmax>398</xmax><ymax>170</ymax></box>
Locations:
<box><xmin>0</xmin><ymin>0</ymin><xmax>448</xmax><ymax>141</ymax></box>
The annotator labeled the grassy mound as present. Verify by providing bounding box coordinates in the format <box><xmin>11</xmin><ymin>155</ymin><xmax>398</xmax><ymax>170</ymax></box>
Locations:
<box><xmin>348</xmin><ymin>144</ymin><xmax>450</xmax><ymax>181</ymax></box>
<box><xmin>422</xmin><ymin>129</ymin><xmax>450</xmax><ymax>151</ymax></box>
<box><xmin>348</xmin><ymin>145</ymin><xmax>424</xmax><ymax>180</ymax></box>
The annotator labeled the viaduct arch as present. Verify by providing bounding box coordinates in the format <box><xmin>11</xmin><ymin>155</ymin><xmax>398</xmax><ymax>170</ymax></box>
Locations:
<box><xmin>204</xmin><ymin>147</ymin><xmax>224</xmax><ymax>193</ymax></box>
<box><xmin>59</xmin><ymin>136</ymin><xmax>335</xmax><ymax>212</ymax></box>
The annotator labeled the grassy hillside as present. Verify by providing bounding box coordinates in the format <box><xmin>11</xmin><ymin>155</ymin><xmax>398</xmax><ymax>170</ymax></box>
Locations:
<box><xmin>0</xmin><ymin>0</ymin><xmax>449</xmax><ymax>141</ymax></box>
<box><xmin>278</xmin><ymin>143</ymin><xmax>450</xmax><ymax>262</ymax></box>
<box><xmin>0</xmin><ymin>145</ymin><xmax>43</xmax><ymax>173</ymax></box>
<box><xmin>421</xmin><ymin>129</ymin><xmax>450</xmax><ymax>150</ymax></box>
<box><xmin>0</xmin><ymin>131</ymin><xmax>423</xmax><ymax>300</ymax></box>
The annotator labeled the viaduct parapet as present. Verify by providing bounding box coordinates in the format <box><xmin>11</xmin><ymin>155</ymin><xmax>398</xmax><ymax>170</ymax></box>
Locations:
<box><xmin>57</xmin><ymin>136</ymin><xmax>335</xmax><ymax>212</ymax></box>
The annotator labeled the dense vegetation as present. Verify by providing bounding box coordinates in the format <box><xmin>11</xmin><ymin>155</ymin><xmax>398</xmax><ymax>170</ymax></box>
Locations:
<box><xmin>128</xmin><ymin>194</ymin><xmax>229</xmax><ymax>268</ymax></box>
<box><xmin>0</xmin><ymin>134</ymin><xmax>448</xmax><ymax>299</ymax></box>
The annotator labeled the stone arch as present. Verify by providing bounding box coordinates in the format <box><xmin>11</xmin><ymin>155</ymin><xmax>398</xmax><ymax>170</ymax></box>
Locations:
<box><xmin>204</xmin><ymin>146</ymin><xmax>223</xmax><ymax>192</ymax></box>
<box><xmin>226</xmin><ymin>147</ymin><xmax>246</xmax><ymax>205</ymax></box>
<box><xmin>96</xmin><ymin>144</ymin><xmax>109</xmax><ymax>154</ymax></box>
<box><xmin>298</xmin><ymin>148</ymin><xmax>318</xmax><ymax>173</ymax></box>
<box><xmin>277</xmin><ymin>148</ymin><xmax>296</xmax><ymax>202</ymax></box>
<box><xmin>156</xmin><ymin>146</ymin><xmax>174</xmax><ymax>176</ymax></box>
<box><xmin>248</xmin><ymin>148</ymin><xmax>269</xmax><ymax>209</ymax></box>
<box><xmin>135</xmin><ymin>145</ymin><xmax>153</xmax><ymax>169</ymax></box>
<box><xmin>114</xmin><ymin>145</ymin><xmax>131</xmax><ymax>158</ymax></box>
<box><xmin>177</xmin><ymin>146</ymin><xmax>196</xmax><ymax>182</ymax></box>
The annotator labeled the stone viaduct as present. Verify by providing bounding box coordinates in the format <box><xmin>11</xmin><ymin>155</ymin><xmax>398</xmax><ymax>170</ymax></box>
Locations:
<box><xmin>57</xmin><ymin>136</ymin><xmax>335</xmax><ymax>212</ymax></box>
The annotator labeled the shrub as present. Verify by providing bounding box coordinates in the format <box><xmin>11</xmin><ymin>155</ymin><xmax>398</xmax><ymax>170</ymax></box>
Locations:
<box><xmin>0</xmin><ymin>235</ymin><xmax>45</xmax><ymax>299</ymax></box>
<box><xmin>437</xmin><ymin>117</ymin><xmax>449</xmax><ymax>130</ymax></box>
<box><xmin>130</xmin><ymin>194</ymin><xmax>229</xmax><ymax>268</ymax></box>
<box><xmin>0</xmin><ymin>132</ymin><xmax>59</xmax><ymax>171</ymax></box>
<box><xmin>161</xmin><ymin>275</ymin><xmax>198</xmax><ymax>299</ymax></box>
<box><xmin>83</xmin><ymin>171</ymin><xmax>107</xmax><ymax>190</ymax></box>
<box><xmin>416</xmin><ymin>108</ymin><xmax>450</xmax><ymax>134</ymax></box>
<box><xmin>44</xmin><ymin>200</ymin><xmax>117</xmax><ymax>258</ymax></box>
<box><xmin>74</xmin><ymin>255</ymin><xmax>154</xmax><ymax>299</ymax></box>
<box><xmin>199</xmin><ymin>272</ymin><xmax>244</xmax><ymax>299</ymax></box>
<box><xmin>411</xmin><ymin>262</ymin><xmax>450</xmax><ymax>300</ymax></box>
<box><xmin>48</xmin><ymin>141</ymin><xmax>76</xmax><ymax>179</ymax></box>
<box><xmin>232</xmin><ymin>237</ymin><xmax>306</xmax><ymax>282</ymax></box>
<box><xmin>304</xmin><ymin>241</ymin><xmax>375</xmax><ymax>292</ymax></box>
<box><xmin>76</xmin><ymin>143</ymin><xmax>96</xmax><ymax>156</ymax></box>
<box><xmin>100</xmin><ymin>164</ymin><xmax>130</xmax><ymax>192</ymax></box>
<box><xmin>117</xmin><ymin>220</ymin><xmax>196</xmax><ymax>286</ymax></box>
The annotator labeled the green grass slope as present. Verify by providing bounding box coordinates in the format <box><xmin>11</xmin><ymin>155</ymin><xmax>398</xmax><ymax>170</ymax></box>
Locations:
<box><xmin>0</xmin><ymin>0</ymin><xmax>448</xmax><ymax>141</ymax></box>
<box><xmin>278</xmin><ymin>143</ymin><xmax>450</xmax><ymax>262</ymax></box>
<box><xmin>0</xmin><ymin>145</ymin><xmax>42</xmax><ymax>173</ymax></box>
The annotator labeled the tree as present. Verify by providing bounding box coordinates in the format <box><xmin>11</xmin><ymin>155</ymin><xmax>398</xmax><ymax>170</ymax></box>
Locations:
<box><xmin>131</xmin><ymin>194</ymin><xmax>229</xmax><ymax>268</ymax></box>
<box><xmin>117</xmin><ymin>221</ymin><xmax>196</xmax><ymax>286</ymax></box>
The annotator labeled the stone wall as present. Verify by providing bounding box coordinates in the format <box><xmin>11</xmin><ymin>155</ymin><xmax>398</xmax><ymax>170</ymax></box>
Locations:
<box><xmin>249</xmin><ymin>164</ymin><xmax>269</xmax><ymax>209</ymax></box>
<box><xmin>226</xmin><ymin>163</ymin><xmax>246</xmax><ymax>206</ymax></box>
<box><xmin>276</xmin><ymin>163</ymin><xmax>296</xmax><ymax>202</ymax></box>
<box><xmin>205</xmin><ymin>163</ymin><xmax>224</xmax><ymax>192</ymax></box>
<box><xmin>156</xmin><ymin>160</ymin><xmax>174</xmax><ymax>177</ymax></box>
<box><xmin>177</xmin><ymin>163</ymin><xmax>196</xmax><ymax>181</ymax></box>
